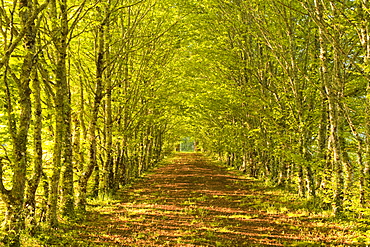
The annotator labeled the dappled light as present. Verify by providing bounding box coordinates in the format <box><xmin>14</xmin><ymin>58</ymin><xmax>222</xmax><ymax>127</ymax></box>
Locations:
<box><xmin>2</xmin><ymin>0</ymin><xmax>370</xmax><ymax>245</ymax></box>
<box><xmin>41</xmin><ymin>153</ymin><xmax>360</xmax><ymax>246</ymax></box>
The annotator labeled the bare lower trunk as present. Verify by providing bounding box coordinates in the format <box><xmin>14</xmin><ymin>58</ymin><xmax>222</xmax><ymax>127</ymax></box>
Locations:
<box><xmin>77</xmin><ymin>20</ymin><xmax>105</xmax><ymax>211</ymax></box>
<box><xmin>24</xmin><ymin>73</ymin><xmax>43</xmax><ymax>234</ymax></box>
<box><xmin>47</xmin><ymin>0</ymin><xmax>71</xmax><ymax>227</ymax></box>
<box><xmin>297</xmin><ymin>164</ymin><xmax>305</xmax><ymax>197</ymax></box>
<box><xmin>0</xmin><ymin>0</ymin><xmax>41</xmax><ymax>244</ymax></box>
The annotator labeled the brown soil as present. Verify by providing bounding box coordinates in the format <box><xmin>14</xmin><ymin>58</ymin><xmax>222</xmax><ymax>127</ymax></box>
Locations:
<box><xmin>63</xmin><ymin>153</ymin><xmax>360</xmax><ymax>246</ymax></box>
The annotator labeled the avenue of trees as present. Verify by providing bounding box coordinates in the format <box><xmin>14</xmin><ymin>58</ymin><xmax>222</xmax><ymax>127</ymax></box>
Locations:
<box><xmin>185</xmin><ymin>0</ymin><xmax>370</xmax><ymax>219</ymax></box>
<box><xmin>2</xmin><ymin>0</ymin><xmax>370</xmax><ymax>245</ymax></box>
<box><xmin>0</xmin><ymin>0</ymin><xmax>186</xmax><ymax>245</ymax></box>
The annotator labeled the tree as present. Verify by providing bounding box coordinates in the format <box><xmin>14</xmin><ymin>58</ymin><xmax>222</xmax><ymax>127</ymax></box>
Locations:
<box><xmin>0</xmin><ymin>0</ymin><xmax>48</xmax><ymax>245</ymax></box>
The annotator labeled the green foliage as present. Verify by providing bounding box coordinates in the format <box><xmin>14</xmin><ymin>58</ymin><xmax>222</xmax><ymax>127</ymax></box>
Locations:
<box><xmin>1</xmin><ymin>0</ymin><xmax>370</xmax><ymax>244</ymax></box>
<box><xmin>180</xmin><ymin>137</ymin><xmax>195</xmax><ymax>152</ymax></box>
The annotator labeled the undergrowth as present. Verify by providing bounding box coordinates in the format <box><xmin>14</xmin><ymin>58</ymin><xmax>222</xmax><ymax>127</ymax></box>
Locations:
<box><xmin>211</xmin><ymin>158</ymin><xmax>370</xmax><ymax>246</ymax></box>
<box><xmin>1</xmin><ymin>153</ymin><xmax>370</xmax><ymax>246</ymax></box>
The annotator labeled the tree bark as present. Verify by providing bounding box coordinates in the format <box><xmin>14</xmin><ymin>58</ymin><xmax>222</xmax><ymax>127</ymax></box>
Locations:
<box><xmin>0</xmin><ymin>0</ymin><xmax>45</xmax><ymax>245</ymax></box>
<box><xmin>313</xmin><ymin>0</ymin><xmax>344</xmax><ymax>216</ymax></box>
<box><xmin>358</xmin><ymin>0</ymin><xmax>370</xmax><ymax>206</ymax></box>
<box><xmin>77</xmin><ymin>19</ymin><xmax>105</xmax><ymax>211</ymax></box>
<box><xmin>24</xmin><ymin>72</ymin><xmax>43</xmax><ymax>235</ymax></box>
<box><xmin>47</xmin><ymin>0</ymin><xmax>74</xmax><ymax>227</ymax></box>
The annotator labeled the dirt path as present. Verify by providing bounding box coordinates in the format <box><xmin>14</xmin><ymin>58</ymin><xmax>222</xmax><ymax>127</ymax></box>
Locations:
<box><xmin>61</xmin><ymin>153</ymin><xmax>357</xmax><ymax>246</ymax></box>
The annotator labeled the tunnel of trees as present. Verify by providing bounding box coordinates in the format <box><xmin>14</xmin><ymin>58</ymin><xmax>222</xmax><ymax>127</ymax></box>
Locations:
<box><xmin>1</xmin><ymin>0</ymin><xmax>370</xmax><ymax>245</ymax></box>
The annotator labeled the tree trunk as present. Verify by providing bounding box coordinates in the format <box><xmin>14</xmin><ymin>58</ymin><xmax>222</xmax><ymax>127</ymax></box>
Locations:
<box><xmin>316</xmin><ymin>86</ymin><xmax>328</xmax><ymax>190</ymax></box>
<box><xmin>77</xmin><ymin>20</ymin><xmax>105</xmax><ymax>211</ymax></box>
<box><xmin>24</xmin><ymin>72</ymin><xmax>43</xmax><ymax>234</ymax></box>
<box><xmin>358</xmin><ymin>0</ymin><xmax>370</xmax><ymax>207</ymax></box>
<box><xmin>0</xmin><ymin>0</ymin><xmax>40</xmax><ymax>245</ymax></box>
<box><xmin>331</xmin><ymin>2</ymin><xmax>345</xmax><ymax>216</ymax></box>
<box><xmin>47</xmin><ymin>0</ymin><xmax>73</xmax><ymax>227</ymax></box>
<box><xmin>314</xmin><ymin>0</ymin><xmax>344</xmax><ymax>216</ymax></box>
<box><xmin>105</xmin><ymin>72</ymin><xmax>114</xmax><ymax>196</ymax></box>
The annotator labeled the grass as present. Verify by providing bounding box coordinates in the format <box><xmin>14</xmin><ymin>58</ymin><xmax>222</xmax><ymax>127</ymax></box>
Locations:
<box><xmin>2</xmin><ymin>153</ymin><xmax>370</xmax><ymax>246</ymax></box>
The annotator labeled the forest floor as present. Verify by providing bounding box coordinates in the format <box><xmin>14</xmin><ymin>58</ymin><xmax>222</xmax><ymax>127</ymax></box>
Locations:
<box><xmin>30</xmin><ymin>153</ymin><xmax>370</xmax><ymax>246</ymax></box>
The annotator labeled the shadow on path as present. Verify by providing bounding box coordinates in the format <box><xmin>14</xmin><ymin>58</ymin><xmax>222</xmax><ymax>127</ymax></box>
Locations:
<box><xmin>67</xmin><ymin>153</ymin><xmax>355</xmax><ymax>246</ymax></box>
